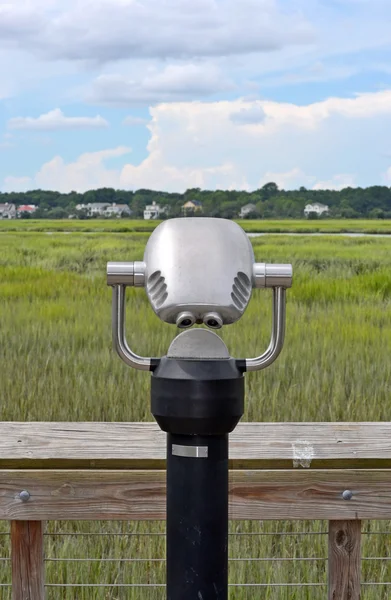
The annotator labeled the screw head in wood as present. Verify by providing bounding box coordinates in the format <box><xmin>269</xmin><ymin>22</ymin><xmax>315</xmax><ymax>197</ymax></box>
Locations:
<box><xmin>342</xmin><ymin>489</ymin><xmax>353</xmax><ymax>501</ymax></box>
<box><xmin>19</xmin><ymin>490</ymin><xmax>30</xmax><ymax>502</ymax></box>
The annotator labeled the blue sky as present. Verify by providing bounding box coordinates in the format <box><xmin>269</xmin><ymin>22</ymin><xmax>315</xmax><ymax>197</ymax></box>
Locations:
<box><xmin>1</xmin><ymin>0</ymin><xmax>391</xmax><ymax>193</ymax></box>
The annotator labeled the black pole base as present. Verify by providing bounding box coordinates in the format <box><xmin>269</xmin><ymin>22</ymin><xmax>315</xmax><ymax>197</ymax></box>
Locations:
<box><xmin>151</xmin><ymin>357</ymin><xmax>244</xmax><ymax>600</ymax></box>
<box><xmin>167</xmin><ymin>433</ymin><xmax>228</xmax><ymax>600</ymax></box>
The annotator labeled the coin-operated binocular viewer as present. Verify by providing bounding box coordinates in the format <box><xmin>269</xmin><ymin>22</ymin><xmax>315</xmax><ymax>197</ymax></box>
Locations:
<box><xmin>107</xmin><ymin>218</ymin><xmax>292</xmax><ymax>600</ymax></box>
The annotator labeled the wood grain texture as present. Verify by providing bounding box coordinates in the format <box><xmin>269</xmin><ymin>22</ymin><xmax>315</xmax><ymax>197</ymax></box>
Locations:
<box><xmin>328</xmin><ymin>520</ymin><xmax>361</xmax><ymax>600</ymax></box>
<box><xmin>11</xmin><ymin>521</ymin><xmax>44</xmax><ymax>600</ymax></box>
<box><xmin>1</xmin><ymin>469</ymin><xmax>391</xmax><ymax>521</ymax></box>
<box><xmin>0</xmin><ymin>422</ymin><xmax>391</xmax><ymax>469</ymax></box>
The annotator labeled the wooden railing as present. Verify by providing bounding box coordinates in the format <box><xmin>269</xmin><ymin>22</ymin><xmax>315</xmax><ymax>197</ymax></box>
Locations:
<box><xmin>1</xmin><ymin>421</ymin><xmax>391</xmax><ymax>599</ymax></box>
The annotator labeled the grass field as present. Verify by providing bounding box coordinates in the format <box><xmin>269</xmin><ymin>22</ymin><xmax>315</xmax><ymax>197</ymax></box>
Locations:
<box><xmin>1</xmin><ymin>217</ymin><xmax>391</xmax><ymax>234</ymax></box>
<box><xmin>1</xmin><ymin>229</ymin><xmax>391</xmax><ymax>598</ymax></box>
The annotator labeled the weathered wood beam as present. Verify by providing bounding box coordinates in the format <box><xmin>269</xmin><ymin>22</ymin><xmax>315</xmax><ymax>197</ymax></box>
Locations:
<box><xmin>0</xmin><ymin>469</ymin><xmax>390</xmax><ymax>521</ymax></box>
<box><xmin>0</xmin><ymin>422</ymin><xmax>390</xmax><ymax>469</ymax></box>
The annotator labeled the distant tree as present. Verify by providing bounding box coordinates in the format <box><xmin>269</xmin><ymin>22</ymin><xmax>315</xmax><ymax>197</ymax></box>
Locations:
<box><xmin>260</xmin><ymin>182</ymin><xmax>279</xmax><ymax>199</ymax></box>
<box><xmin>1</xmin><ymin>183</ymin><xmax>390</xmax><ymax>220</ymax></box>
<box><xmin>94</xmin><ymin>188</ymin><xmax>116</xmax><ymax>203</ymax></box>
<box><xmin>75</xmin><ymin>207</ymin><xmax>90</xmax><ymax>220</ymax></box>
<box><xmin>48</xmin><ymin>207</ymin><xmax>68</xmax><ymax>219</ymax></box>
<box><xmin>368</xmin><ymin>208</ymin><xmax>385</xmax><ymax>219</ymax></box>
<box><xmin>32</xmin><ymin>207</ymin><xmax>47</xmax><ymax>219</ymax></box>
<box><xmin>339</xmin><ymin>207</ymin><xmax>360</xmax><ymax>219</ymax></box>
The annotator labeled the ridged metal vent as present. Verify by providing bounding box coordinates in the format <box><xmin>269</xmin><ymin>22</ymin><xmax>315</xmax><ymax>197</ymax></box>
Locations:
<box><xmin>147</xmin><ymin>270</ymin><xmax>168</xmax><ymax>309</ymax></box>
<box><xmin>231</xmin><ymin>271</ymin><xmax>251</xmax><ymax>310</ymax></box>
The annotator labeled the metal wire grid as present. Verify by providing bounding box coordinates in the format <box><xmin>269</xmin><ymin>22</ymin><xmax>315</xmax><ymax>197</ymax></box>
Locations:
<box><xmin>1</xmin><ymin>522</ymin><xmax>391</xmax><ymax>597</ymax></box>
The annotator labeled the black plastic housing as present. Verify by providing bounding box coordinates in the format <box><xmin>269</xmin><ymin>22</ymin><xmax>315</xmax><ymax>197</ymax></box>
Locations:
<box><xmin>151</xmin><ymin>357</ymin><xmax>244</xmax><ymax>435</ymax></box>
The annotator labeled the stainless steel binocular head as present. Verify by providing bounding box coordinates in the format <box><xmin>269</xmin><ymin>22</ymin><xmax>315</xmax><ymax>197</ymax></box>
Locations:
<box><xmin>107</xmin><ymin>218</ymin><xmax>292</xmax><ymax>372</ymax></box>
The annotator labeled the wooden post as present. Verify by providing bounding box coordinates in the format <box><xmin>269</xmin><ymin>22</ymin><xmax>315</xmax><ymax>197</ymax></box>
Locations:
<box><xmin>11</xmin><ymin>521</ymin><xmax>45</xmax><ymax>600</ymax></box>
<box><xmin>328</xmin><ymin>520</ymin><xmax>361</xmax><ymax>600</ymax></box>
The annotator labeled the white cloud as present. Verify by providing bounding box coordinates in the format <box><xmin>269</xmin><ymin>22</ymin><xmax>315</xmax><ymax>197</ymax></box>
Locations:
<box><xmin>8</xmin><ymin>109</ymin><xmax>109</xmax><ymax>131</ymax></box>
<box><xmin>32</xmin><ymin>147</ymin><xmax>131</xmax><ymax>192</ymax></box>
<box><xmin>3</xmin><ymin>176</ymin><xmax>33</xmax><ymax>192</ymax></box>
<box><xmin>259</xmin><ymin>170</ymin><xmax>357</xmax><ymax>192</ymax></box>
<box><xmin>4</xmin><ymin>90</ymin><xmax>391</xmax><ymax>192</ymax></box>
<box><xmin>259</xmin><ymin>168</ymin><xmax>316</xmax><ymax>190</ymax></box>
<box><xmin>230</xmin><ymin>105</ymin><xmax>266</xmax><ymax>124</ymax></box>
<box><xmin>120</xmin><ymin>156</ymin><xmax>249</xmax><ymax>192</ymax></box>
<box><xmin>123</xmin><ymin>116</ymin><xmax>149</xmax><ymax>126</ymax></box>
<box><xmin>312</xmin><ymin>174</ymin><xmax>356</xmax><ymax>190</ymax></box>
<box><xmin>0</xmin><ymin>0</ymin><xmax>390</xmax><ymax>117</ymax></box>
<box><xmin>0</xmin><ymin>0</ymin><xmax>390</xmax><ymax>113</ymax></box>
<box><xmin>0</xmin><ymin>1</ymin><xmax>314</xmax><ymax>63</ymax></box>
<box><xmin>90</xmin><ymin>64</ymin><xmax>235</xmax><ymax>105</ymax></box>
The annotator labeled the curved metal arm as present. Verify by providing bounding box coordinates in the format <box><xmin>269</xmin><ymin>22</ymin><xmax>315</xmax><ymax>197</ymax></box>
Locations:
<box><xmin>112</xmin><ymin>284</ymin><xmax>152</xmax><ymax>371</ymax></box>
<box><xmin>245</xmin><ymin>287</ymin><xmax>286</xmax><ymax>372</ymax></box>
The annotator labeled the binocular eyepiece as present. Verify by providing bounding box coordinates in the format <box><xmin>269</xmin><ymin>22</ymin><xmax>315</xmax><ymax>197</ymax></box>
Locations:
<box><xmin>107</xmin><ymin>217</ymin><xmax>293</xmax><ymax>371</ymax></box>
<box><xmin>175</xmin><ymin>311</ymin><xmax>223</xmax><ymax>329</ymax></box>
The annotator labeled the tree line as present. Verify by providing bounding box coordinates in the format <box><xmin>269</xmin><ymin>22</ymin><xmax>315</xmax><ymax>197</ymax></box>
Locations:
<box><xmin>2</xmin><ymin>183</ymin><xmax>391</xmax><ymax>219</ymax></box>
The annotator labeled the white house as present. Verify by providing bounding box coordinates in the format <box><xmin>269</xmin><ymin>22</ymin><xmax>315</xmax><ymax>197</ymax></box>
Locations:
<box><xmin>0</xmin><ymin>203</ymin><xmax>16</xmax><ymax>219</ymax></box>
<box><xmin>304</xmin><ymin>202</ymin><xmax>329</xmax><ymax>217</ymax></box>
<box><xmin>75</xmin><ymin>203</ymin><xmax>110</xmax><ymax>216</ymax></box>
<box><xmin>104</xmin><ymin>204</ymin><xmax>132</xmax><ymax>218</ymax></box>
<box><xmin>239</xmin><ymin>203</ymin><xmax>257</xmax><ymax>218</ymax></box>
<box><xmin>144</xmin><ymin>201</ymin><xmax>165</xmax><ymax>220</ymax></box>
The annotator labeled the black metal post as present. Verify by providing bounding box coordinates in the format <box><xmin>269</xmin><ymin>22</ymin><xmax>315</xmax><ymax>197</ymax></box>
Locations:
<box><xmin>167</xmin><ymin>433</ymin><xmax>228</xmax><ymax>600</ymax></box>
<box><xmin>151</xmin><ymin>357</ymin><xmax>244</xmax><ymax>600</ymax></box>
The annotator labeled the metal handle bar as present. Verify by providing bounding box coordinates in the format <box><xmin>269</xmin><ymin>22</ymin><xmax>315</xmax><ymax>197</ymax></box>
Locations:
<box><xmin>108</xmin><ymin>263</ymin><xmax>290</xmax><ymax>371</ymax></box>
<box><xmin>244</xmin><ymin>287</ymin><xmax>286</xmax><ymax>372</ymax></box>
<box><xmin>111</xmin><ymin>284</ymin><xmax>152</xmax><ymax>371</ymax></box>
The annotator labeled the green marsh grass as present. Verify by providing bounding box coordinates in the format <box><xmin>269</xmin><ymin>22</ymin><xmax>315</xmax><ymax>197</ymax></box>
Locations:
<box><xmin>0</xmin><ymin>232</ymin><xmax>391</xmax><ymax>597</ymax></box>
<box><xmin>1</xmin><ymin>217</ymin><xmax>391</xmax><ymax>234</ymax></box>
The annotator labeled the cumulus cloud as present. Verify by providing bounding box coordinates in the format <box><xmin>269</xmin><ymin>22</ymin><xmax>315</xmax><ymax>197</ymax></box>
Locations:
<box><xmin>120</xmin><ymin>157</ymin><xmax>250</xmax><ymax>192</ymax></box>
<box><xmin>259</xmin><ymin>168</ymin><xmax>316</xmax><ymax>190</ymax></box>
<box><xmin>230</xmin><ymin>105</ymin><xmax>266</xmax><ymax>125</ymax></box>
<box><xmin>4</xmin><ymin>90</ymin><xmax>391</xmax><ymax>192</ymax></box>
<box><xmin>30</xmin><ymin>147</ymin><xmax>131</xmax><ymax>192</ymax></box>
<box><xmin>8</xmin><ymin>108</ymin><xmax>109</xmax><ymax>131</ymax></box>
<box><xmin>312</xmin><ymin>174</ymin><xmax>356</xmax><ymax>190</ymax></box>
<box><xmin>0</xmin><ymin>0</ymin><xmax>314</xmax><ymax>63</ymax></box>
<box><xmin>90</xmin><ymin>64</ymin><xmax>235</xmax><ymax>105</ymax></box>
<box><xmin>259</xmin><ymin>169</ymin><xmax>356</xmax><ymax>191</ymax></box>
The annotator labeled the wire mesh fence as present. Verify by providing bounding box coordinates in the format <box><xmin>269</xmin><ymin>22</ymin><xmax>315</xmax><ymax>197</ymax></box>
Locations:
<box><xmin>2</xmin><ymin>519</ymin><xmax>391</xmax><ymax>599</ymax></box>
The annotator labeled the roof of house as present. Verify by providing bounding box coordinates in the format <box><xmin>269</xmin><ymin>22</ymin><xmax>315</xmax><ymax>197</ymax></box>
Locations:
<box><xmin>305</xmin><ymin>202</ymin><xmax>329</xmax><ymax>209</ymax></box>
<box><xmin>89</xmin><ymin>203</ymin><xmax>110</xmax><ymax>209</ymax></box>
<box><xmin>241</xmin><ymin>203</ymin><xmax>257</xmax><ymax>210</ymax></box>
<box><xmin>18</xmin><ymin>205</ymin><xmax>37</xmax><ymax>211</ymax></box>
<box><xmin>183</xmin><ymin>200</ymin><xmax>202</xmax><ymax>207</ymax></box>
